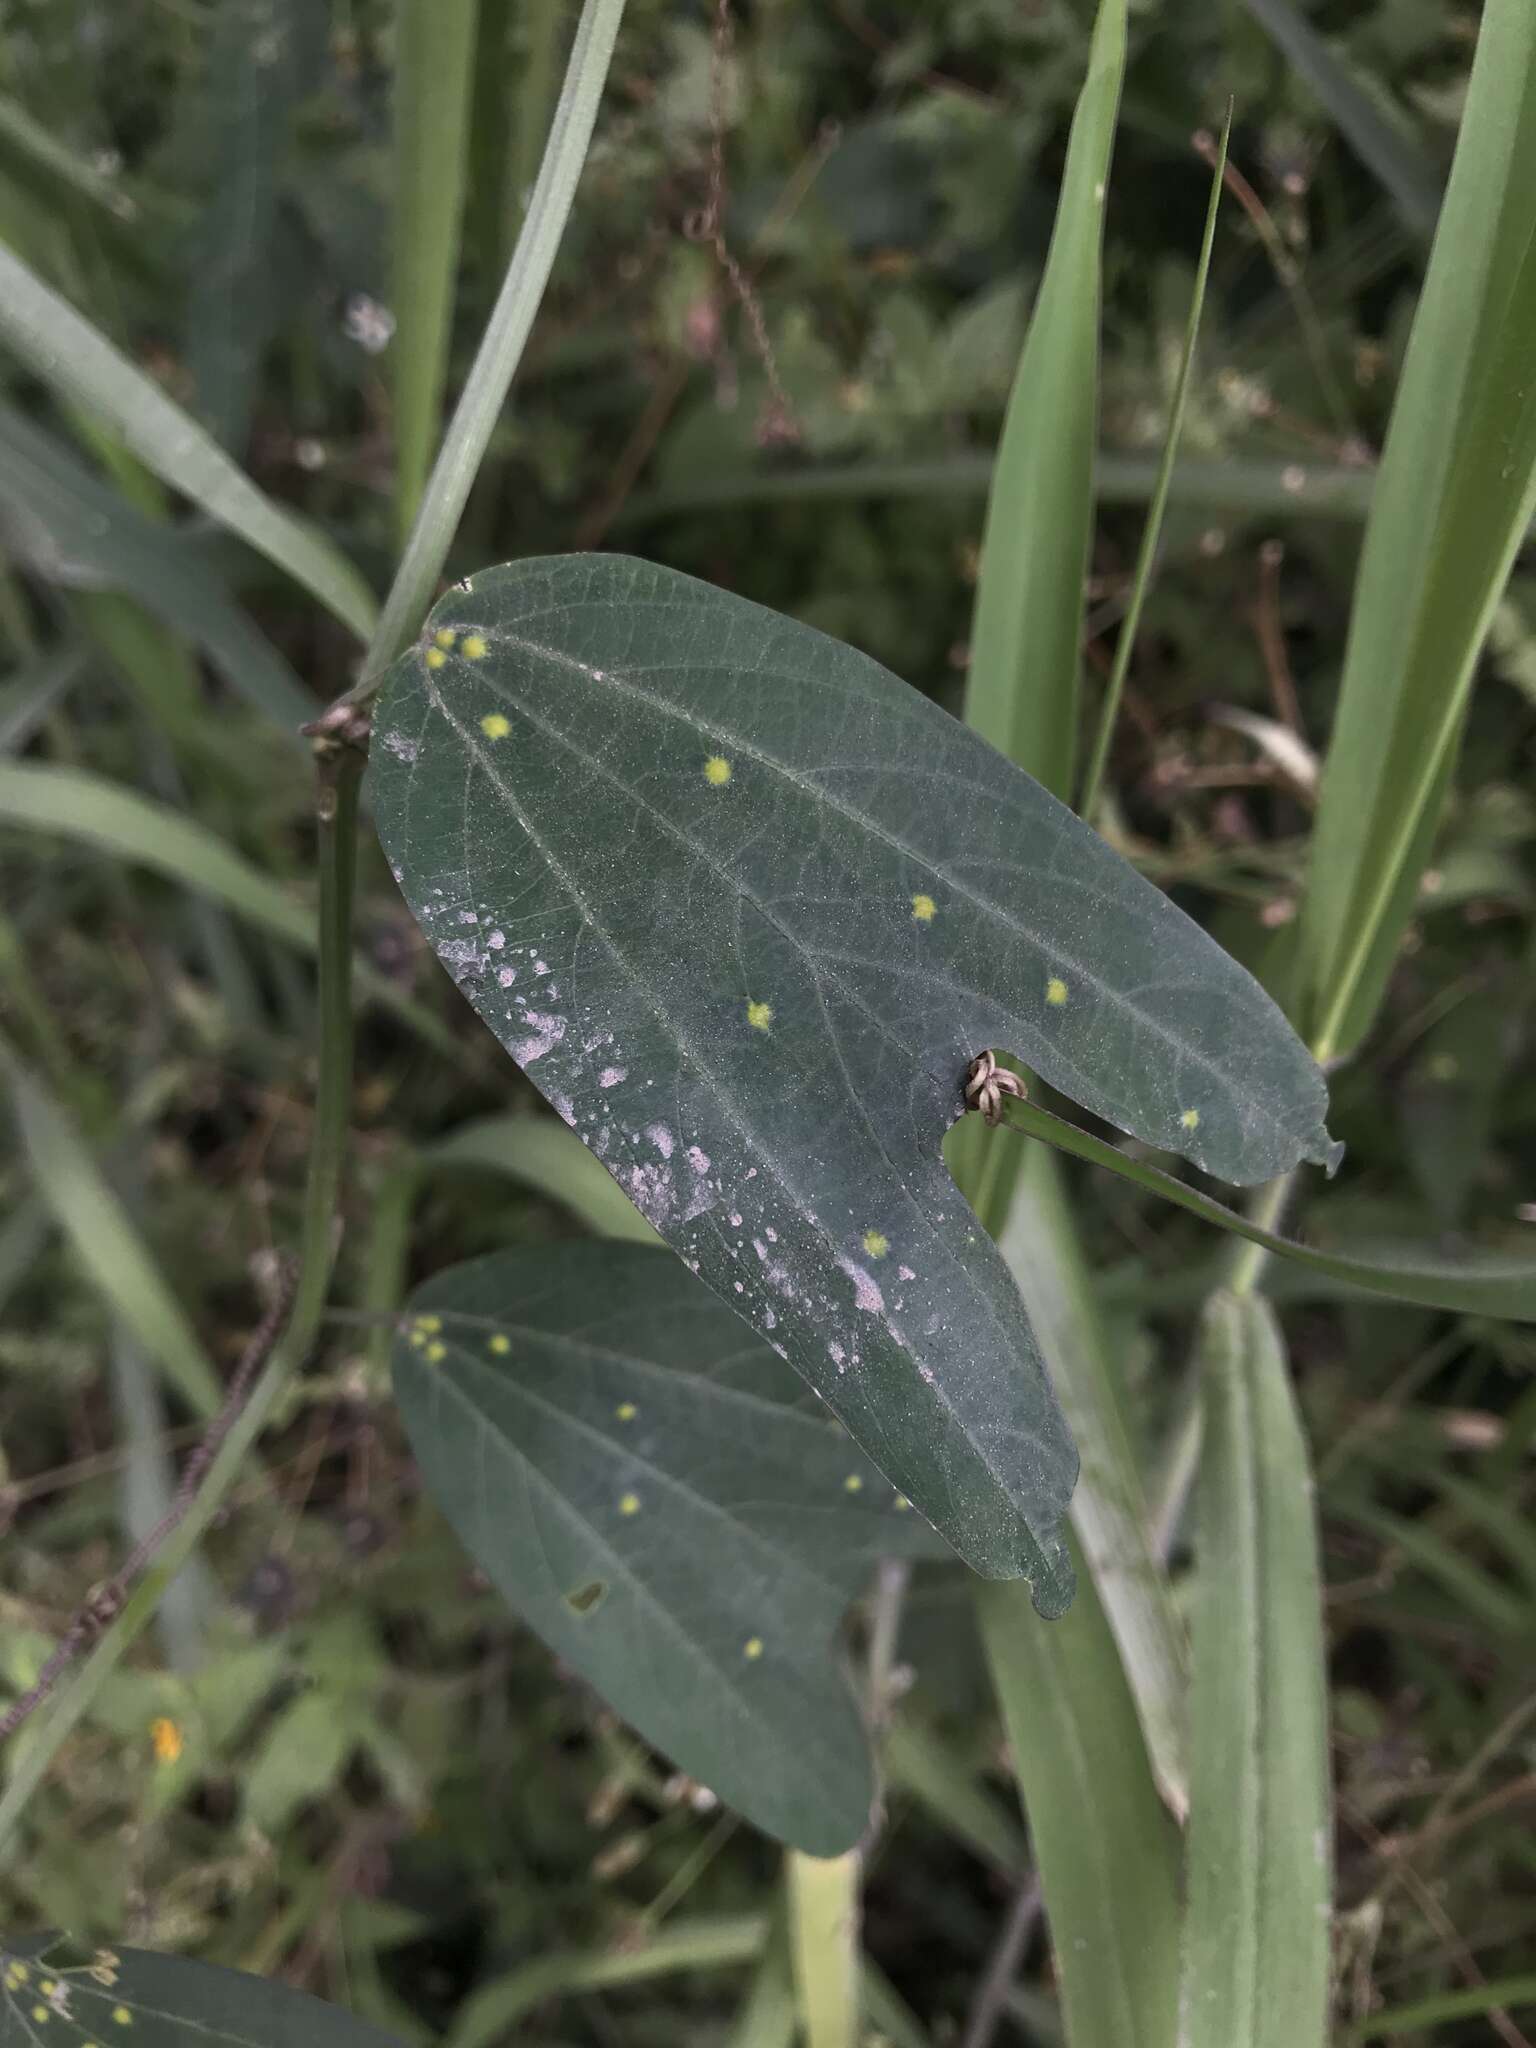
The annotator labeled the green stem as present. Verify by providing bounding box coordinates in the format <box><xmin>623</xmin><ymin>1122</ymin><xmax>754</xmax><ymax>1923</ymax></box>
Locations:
<box><xmin>356</xmin><ymin>0</ymin><xmax>628</xmax><ymax>689</ymax></box>
<box><xmin>0</xmin><ymin>748</ymin><xmax>362</xmax><ymax>1859</ymax></box>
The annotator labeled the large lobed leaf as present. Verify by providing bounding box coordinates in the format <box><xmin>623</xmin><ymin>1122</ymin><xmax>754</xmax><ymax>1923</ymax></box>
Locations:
<box><xmin>392</xmin><ymin>1244</ymin><xmax>942</xmax><ymax>1855</ymax></box>
<box><xmin>371</xmin><ymin>554</ymin><xmax>1339</xmax><ymax>1604</ymax></box>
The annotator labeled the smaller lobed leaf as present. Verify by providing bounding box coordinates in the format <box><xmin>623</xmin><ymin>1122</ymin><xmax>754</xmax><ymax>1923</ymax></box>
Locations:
<box><xmin>391</xmin><ymin>1243</ymin><xmax>943</xmax><ymax>1855</ymax></box>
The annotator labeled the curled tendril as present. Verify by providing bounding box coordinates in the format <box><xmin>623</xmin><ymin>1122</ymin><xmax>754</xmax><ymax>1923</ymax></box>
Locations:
<box><xmin>964</xmin><ymin>1051</ymin><xmax>1027</xmax><ymax>1128</ymax></box>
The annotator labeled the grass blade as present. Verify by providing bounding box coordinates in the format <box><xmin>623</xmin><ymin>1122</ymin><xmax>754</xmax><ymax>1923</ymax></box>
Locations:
<box><xmin>0</xmin><ymin>405</ymin><xmax>316</xmax><ymax>734</ymax></box>
<box><xmin>0</xmin><ymin>239</ymin><xmax>377</xmax><ymax>641</ymax></box>
<box><xmin>392</xmin><ymin>0</ymin><xmax>481</xmax><ymax>542</ymax></box>
<box><xmin>978</xmin><ymin>1551</ymin><xmax>1182</xmax><ymax>2048</ymax></box>
<box><xmin>962</xmin><ymin>0</ymin><xmax>1126</xmax><ymax>802</ymax></box>
<box><xmin>0</xmin><ymin>759</ymin><xmax>457</xmax><ymax>1053</ymax></box>
<box><xmin>996</xmin><ymin>1146</ymin><xmax>1189</xmax><ymax>1816</ymax></box>
<box><xmin>1346</xmin><ymin>1976</ymin><xmax>1536</xmax><ymax>2042</ymax></box>
<box><xmin>1177</xmin><ymin>1292</ymin><xmax>1329</xmax><ymax>2048</ymax></box>
<box><xmin>422</xmin><ymin>1112</ymin><xmax>661</xmax><ymax>1241</ymax></box>
<box><xmin>997</xmin><ymin>1091</ymin><xmax>1536</xmax><ymax>1321</ymax></box>
<box><xmin>1078</xmin><ymin>109</ymin><xmax>1227</xmax><ymax>819</ymax></box>
<box><xmin>0</xmin><ymin>1035</ymin><xmax>222</xmax><ymax>1417</ymax></box>
<box><xmin>443</xmin><ymin>1916</ymin><xmax>765</xmax><ymax>2048</ymax></box>
<box><xmin>1240</xmin><ymin>0</ymin><xmax>1442</xmax><ymax>239</ymax></box>
<box><xmin>787</xmin><ymin>1851</ymin><xmax>859</xmax><ymax>2048</ymax></box>
<box><xmin>364</xmin><ymin>0</ymin><xmax>628</xmax><ymax>680</ymax></box>
<box><xmin>883</xmin><ymin>1715</ymin><xmax>1030</xmax><ymax>1875</ymax></box>
<box><xmin>1296</xmin><ymin>0</ymin><xmax>1536</xmax><ymax>1060</ymax></box>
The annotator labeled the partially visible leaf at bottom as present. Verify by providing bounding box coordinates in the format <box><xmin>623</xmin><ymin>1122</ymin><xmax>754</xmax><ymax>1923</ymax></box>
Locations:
<box><xmin>0</xmin><ymin>1936</ymin><xmax>403</xmax><ymax>2048</ymax></box>
<box><xmin>392</xmin><ymin>1244</ymin><xmax>942</xmax><ymax>1855</ymax></box>
<box><xmin>372</xmin><ymin>554</ymin><xmax>1339</xmax><ymax>1604</ymax></box>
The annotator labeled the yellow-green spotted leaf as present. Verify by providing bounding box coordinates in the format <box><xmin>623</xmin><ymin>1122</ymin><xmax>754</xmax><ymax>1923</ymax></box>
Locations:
<box><xmin>371</xmin><ymin>555</ymin><xmax>1340</xmax><ymax>1605</ymax></box>
<box><xmin>391</xmin><ymin>1245</ymin><xmax>942</xmax><ymax>1856</ymax></box>
<box><xmin>0</xmin><ymin>1937</ymin><xmax>403</xmax><ymax>2048</ymax></box>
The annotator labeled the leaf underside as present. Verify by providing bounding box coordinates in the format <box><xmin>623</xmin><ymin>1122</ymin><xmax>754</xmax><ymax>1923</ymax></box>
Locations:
<box><xmin>372</xmin><ymin>554</ymin><xmax>1339</xmax><ymax>1604</ymax></box>
<box><xmin>392</xmin><ymin>1244</ymin><xmax>944</xmax><ymax>1855</ymax></box>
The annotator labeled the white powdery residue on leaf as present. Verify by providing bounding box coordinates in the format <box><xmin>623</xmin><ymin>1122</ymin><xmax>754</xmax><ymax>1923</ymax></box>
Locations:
<box><xmin>438</xmin><ymin>937</ymin><xmax>487</xmax><ymax>981</ymax></box>
<box><xmin>686</xmin><ymin>1145</ymin><xmax>711</xmax><ymax>1175</ymax></box>
<box><xmin>534</xmin><ymin>959</ymin><xmax>549</xmax><ymax>976</ymax></box>
<box><xmin>551</xmin><ymin>1094</ymin><xmax>577</xmax><ymax>1127</ymax></box>
<box><xmin>898</xmin><ymin>1264</ymin><xmax>916</xmax><ymax>1282</ymax></box>
<box><xmin>488</xmin><ymin>929</ymin><xmax>506</xmax><ymax>950</ymax></box>
<box><xmin>380</xmin><ymin>731</ymin><xmax>418</xmax><ymax>762</ymax></box>
<box><xmin>497</xmin><ymin>966</ymin><xmax>516</xmax><ymax>987</ymax></box>
<box><xmin>646</xmin><ymin>1123</ymin><xmax>674</xmax><ymax>1158</ymax></box>
<box><xmin>766</xmin><ymin>1227</ymin><xmax>778</xmax><ymax>1243</ymax></box>
<box><xmin>763</xmin><ymin>1308</ymin><xmax>777</xmax><ymax>1329</ymax></box>
<box><xmin>458</xmin><ymin>909</ymin><xmax>480</xmax><ymax>925</ymax></box>
<box><xmin>836</xmin><ymin>1256</ymin><xmax>885</xmax><ymax>1316</ymax></box>
<box><xmin>599</xmin><ymin>1066</ymin><xmax>627</xmax><ymax>1089</ymax></box>
<box><xmin>618</xmin><ymin>1161</ymin><xmax>674</xmax><ymax>1227</ymax></box>
<box><xmin>729</xmin><ymin>1212</ymin><xmax>743</xmax><ymax>1228</ymax></box>
<box><xmin>510</xmin><ymin>1011</ymin><xmax>565</xmax><ymax>1064</ymax></box>
<box><xmin>583</xmin><ymin>1029</ymin><xmax>612</xmax><ymax>1053</ymax></box>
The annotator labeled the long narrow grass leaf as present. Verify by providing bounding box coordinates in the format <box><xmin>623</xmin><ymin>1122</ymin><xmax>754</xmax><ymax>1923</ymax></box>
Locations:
<box><xmin>364</xmin><ymin>0</ymin><xmax>627</xmax><ymax>679</ymax></box>
<box><xmin>0</xmin><ymin>1036</ymin><xmax>222</xmax><ymax>1417</ymax></box>
<box><xmin>962</xmin><ymin>0</ymin><xmax>1126</xmax><ymax>801</ymax></box>
<box><xmin>0</xmin><ymin>240</ymin><xmax>377</xmax><ymax>640</ymax></box>
<box><xmin>998</xmin><ymin>1092</ymin><xmax>1536</xmax><ymax>1321</ymax></box>
<box><xmin>1297</xmin><ymin>0</ymin><xmax>1536</xmax><ymax>1059</ymax></box>
<box><xmin>1079</xmin><ymin>109</ymin><xmax>1227</xmax><ymax>819</ymax></box>
<box><xmin>392</xmin><ymin>0</ymin><xmax>481</xmax><ymax>540</ymax></box>
<box><xmin>422</xmin><ymin>1113</ymin><xmax>661</xmax><ymax>1241</ymax></box>
<box><xmin>787</xmin><ymin>1852</ymin><xmax>860</xmax><ymax>2048</ymax></box>
<box><xmin>996</xmin><ymin>1147</ymin><xmax>1189</xmax><ymax>1814</ymax></box>
<box><xmin>1240</xmin><ymin>0</ymin><xmax>1442</xmax><ymax>238</ymax></box>
<box><xmin>978</xmin><ymin>1554</ymin><xmax>1181</xmax><ymax>2048</ymax></box>
<box><xmin>1178</xmin><ymin>1292</ymin><xmax>1329</xmax><ymax>2048</ymax></box>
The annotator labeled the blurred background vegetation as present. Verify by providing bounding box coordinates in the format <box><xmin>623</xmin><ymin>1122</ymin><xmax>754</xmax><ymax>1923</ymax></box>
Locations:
<box><xmin>1</xmin><ymin>0</ymin><xmax>1533</xmax><ymax>2041</ymax></box>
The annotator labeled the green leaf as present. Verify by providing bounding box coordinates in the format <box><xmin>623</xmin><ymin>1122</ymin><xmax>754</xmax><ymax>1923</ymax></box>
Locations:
<box><xmin>391</xmin><ymin>1244</ymin><xmax>941</xmax><ymax>1856</ymax></box>
<box><xmin>1240</xmin><ymin>0</ymin><xmax>1442</xmax><ymax>239</ymax></box>
<box><xmin>244</xmin><ymin>1689</ymin><xmax>354</xmax><ymax>1834</ymax></box>
<box><xmin>0</xmin><ymin>1035</ymin><xmax>222</xmax><ymax>1417</ymax></box>
<box><xmin>444</xmin><ymin>1917</ymin><xmax>766</xmax><ymax>2048</ymax></box>
<box><xmin>1177</xmin><ymin>1293</ymin><xmax>1329</xmax><ymax>2048</ymax></box>
<box><xmin>184</xmin><ymin>0</ymin><xmax>324</xmax><ymax>451</ymax></box>
<box><xmin>978</xmin><ymin>1549</ymin><xmax>1182</xmax><ymax>2048</ymax></box>
<box><xmin>0</xmin><ymin>1936</ymin><xmax>405</xmax><ymax>2048</ymax></box>
<box><xmin>998</xmin><ymin>1091</ymin><xmax>1536</xmax><ymax>1323</ymax></box>
<box><xmin>371</xmin><ymin>553</ymin><xmax>1339</xmax><ymax>1599</ymax></box>
<box><xmin>1296</xmin><ymin>0</ymin><xmax>1536</xmax><ymax>1060</ymax></box>
<box><xmin>0</xmin><ymin>760</ymin><xmax>457</xmax><ymax>1057</ymax></box>
<box><xmin>882</xmin><ymin>1714</ymin><xmax>1029</xmax><ymax>1874</ymax></box>
<box><xmin>996</xmin><ymin>1146</ymin><xmax>1189</xmax><ymax>1816</ymax></box>
<box><xmin>422</xmin><ymin>1112</ymin><xmax>661</xmax><ymax>1242</ymax></box>
<box><xmin>363</xmin><ymin>0</ymin><xmax>627</xmax><ymax>679</ymax></box>
<box><xmin>0</xmin><ymin>240</ymin><xmax>376</xmax><ymax>642</ymax></box>
<box><xmin>0</xmin><ymin>406</ymin><xmax>316</xmax><ymax>735</ymax></box>
<box><xmin>392</xmin><ymin>0</ymin><xmax>481</xmax><ymax>542</ymax></box>
<box><xmin>963</xmin><ymin>0</ymin><xmax>1125</xmax><ymax>802</ymax></box>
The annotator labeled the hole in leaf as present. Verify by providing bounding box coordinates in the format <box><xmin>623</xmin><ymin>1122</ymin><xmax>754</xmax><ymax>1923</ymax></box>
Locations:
<box><xmin>564</xmin><ymin>1579</ymin><xmax>608</xmax><ymax>1617</ymax></box>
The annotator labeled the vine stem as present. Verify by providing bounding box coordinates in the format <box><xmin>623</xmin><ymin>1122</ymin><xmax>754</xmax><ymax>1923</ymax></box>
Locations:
<box><xmin>0</xmin><ymin>748</ymin><xmax>362</xmax><ymax>1859</ymax></box>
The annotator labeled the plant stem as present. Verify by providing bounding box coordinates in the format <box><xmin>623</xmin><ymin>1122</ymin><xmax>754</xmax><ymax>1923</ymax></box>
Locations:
<box><xmin>355</xmin><ymin>0</ymin><xmax>628</xmax><ymax>691</ymax></box>
<box><xmin>0</xmin><ymin>748</ymin><xmax>363</xmax><ymax>1860</ymax></box>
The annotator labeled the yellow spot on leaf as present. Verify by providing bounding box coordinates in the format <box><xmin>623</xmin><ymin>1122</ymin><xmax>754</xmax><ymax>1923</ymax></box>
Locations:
<box><xmin>7</xmin><ymin>1964</ymin><xmax>29</xmax><ymax>1985</ymax></box>
<box><xmin>481</xmin><ymin>712</ymin><xmax>511</xmax><ymax>740</ymax></box>
<box><xmin>39</xmin><ymin>1983</ymin><xmax>56</xmax><ymax>1998</ymax></box>
<box><xmin>861</xmin><ymin>1229</ymin><xmax>889</xmax><ymax>1259</ymax></box>
<box><xmin>32</xmin><ymin>2007</ymin><xmax>48</xmax><ymax>2024</ymax></box>
<box><xmin>893</xmin><ymin>1495</ymin><xmax>911</xmax><ymax>1512</ymax></box>
<box><xmin>462</xmin><ymin>634</ymin><xmax>488</xmax><ymax>660</ymax></box>
<box><xmin>425</xmin><ymin>1341</ymin><xmax>447</xmax><ymax>1364</ymax></box>
<box><xmin>703</xmin><ymin>755</ymin><xmax>732</xmax><ymax>786</ymax></box>
<box><xmin>414</xmin><ymin>1315</ymin><xmax>441</xmax><ymax>1334</ymax></box>
<box><xmin>1181</xmin><ymin>1108</ymin><xmax>1200</xmax><ymax>1130</ymax></box>
<box><xmin>746</xmin><ymin>1000</ymin><xmax>773</xmax><ymax>1032</ymax></box>
<box><xmin>434</xmin><ymin>627</ymin><xmax>457</xmax><ymax>649</ymax></box>
<box><xmin>619</xmin><ymin>1492</ymin><xmax>641</xmax><ymax>1516</ymax></box>
<box><xmin>488</xmin><ymin>1334</ymin><xmax>510</xmax><ymax>1354</ymax></box>
<box><xmin>425</xmin><ymin>647</ymin><xmax>447</xmax><ymax>669</ymax></box>
<box><xmin>743</xmin><ymin>1637</ymin><xmax>764</xmax><ymax>1660</ymax></box>
<box><xmin>843</xmin><ymin>1474</ymin><xmax>863</xmax><ymax>1493</ymax></box>
<box><xmin>1046</xmin><ymin>977</ymin><xmax>1069</xmax><ymax>1006</ymax></box>
<box><xmin>911</xmin><ymin>893</ymin><xmax>936</xmax><ymax>922</ymax></box>
<box><xmin>112</xmin><ymin>2010</ymin><xmax>132</xmax><ymax>2027</ymax></box>
<box><xmin>149</xmin><ymin>1716</ymin><xmax>183</xmax><ymax>1764</ymax></box>
<box><xmin>616</xmin><ymin>1401</ymin><xmax>637</xmax><ymax>1421</ymax></box>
